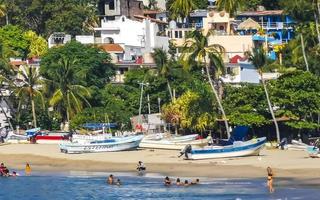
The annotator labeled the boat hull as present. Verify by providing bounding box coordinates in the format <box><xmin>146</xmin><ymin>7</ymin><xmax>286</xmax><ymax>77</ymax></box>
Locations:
<box><xmin>185</xmin><ymin>137</ymin><xmax>266</xmax><ymax>160</ymax></box>
<box><xmin>139</xmin><ymin>138</ymin><xmax>208</xmax><ymax>150</ymax></box>
<box><xmin>59</xmin><ymin>135</ymin><xmax>143</xmax><ymax>154</ymax></box>
<box><xmin>307</xmin><ymin>146</ymin><xmax>320</xmax><ymax>158</ymax></box>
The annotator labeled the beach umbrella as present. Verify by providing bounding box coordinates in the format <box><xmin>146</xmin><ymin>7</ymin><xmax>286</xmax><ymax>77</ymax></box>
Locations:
<box><xmin>238</xmin><ymin>18</ymin><xmax>261</xmax><ymax>30</ymax></box>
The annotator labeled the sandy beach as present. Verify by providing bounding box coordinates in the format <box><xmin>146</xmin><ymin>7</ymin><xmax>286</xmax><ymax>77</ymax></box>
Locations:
<box><xmin>1</xmin><ymin>144</ymin><xmax>320</xmax><ymax>183</ymax></box>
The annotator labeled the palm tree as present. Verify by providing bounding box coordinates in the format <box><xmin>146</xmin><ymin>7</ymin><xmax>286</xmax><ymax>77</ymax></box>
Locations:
<box><xmin>0</xmin><ymin>4</ymin><xmax>8</xmax><ymax>25</ymax></box>
<box><xmin>48</xmin><ymin>56</ymin><xmax>91</xmax><ymax>126</ymax></box>
<box><xmin>249</xmin><ymin>47</ymin><xmax>281</xmax><ymax>143</ymax></box>
<box><xmin>169</xmin><ymin>0</ymin><xmax>196</xmax><ymax>20</ymax></box>
<box><xmin>216</xmin><ymin>0</ymin><xmax>244</xmax><ymax>17</ymax></box>
<box><xmin>15</xmin><ymin>65</ymin><xmax>44</xmax><ymax>128</ymax></box>
<box><xmin>152</xmin><ymin>48</ymin><xmax>173</xmax><ymax>100</ymax></box>
<box><xmin>181</xmin><ymin>30</ymin><xmax>231</xmax><ymax>138</ymax></box>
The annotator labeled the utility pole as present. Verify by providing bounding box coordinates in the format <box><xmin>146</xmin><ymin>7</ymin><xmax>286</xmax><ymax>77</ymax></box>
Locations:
<box><xmin>138</xmin><ymin>82</ymin><xmax>149</xmax><ymax>128</ymax></box>
<box><xmin>147</xmin><ymin>94</ymin><xmax>151</xmax><ymax>114</ymax></box>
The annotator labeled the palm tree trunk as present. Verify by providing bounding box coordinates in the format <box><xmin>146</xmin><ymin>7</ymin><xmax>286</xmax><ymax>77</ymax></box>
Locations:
<box><xmin>260</xmin><ymin>73</ymin><xmax>280</xmax><ymax>143</ymax></box>
<box><xmin>31</xmin><ymin>97</ymin><xmax>37</xmax><ymax>128</ymax></box>
<box><xmin>314</xmin><ymin>11</ymin><xmax>320</xmax><ymax>44</ymax></box>
<box><xmin>204</xmin><ymin>59</ymin><xmax>230</xmax><ymax>138</ymax></box>
<box><xmin>167</xmin><ymin>80</ymin><xmax>173</xmax><ymax>101</ymax></box>
<box><xmin>300</xmin><ymin>34</ymin><xmax>309</xmax><ymax>71</ymax></box>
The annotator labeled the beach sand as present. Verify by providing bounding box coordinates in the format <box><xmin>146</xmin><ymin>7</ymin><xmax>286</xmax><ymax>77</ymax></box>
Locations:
<box><xmin>1</xmin><ymin>144</ymin><xmax>320</xmax><ymax>183</ymax></box>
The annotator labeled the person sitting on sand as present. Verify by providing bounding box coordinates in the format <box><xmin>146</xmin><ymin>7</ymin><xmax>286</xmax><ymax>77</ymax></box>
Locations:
<box><xmin>164</xmin><ymin>176</ymin><xmax>171</xmax><ymax>186</ymax></box>
<box><xmin>0</xmin><ymin>163</ymin><xmax>9</xmax><ymax>176</ymax></box>
<box><xmin>107</xmin><ymin>174</ymin><xmax>114</xmax><ymax>185</ymax></box>
<box><xmin>267</xmin><ymin>167</ymin><xmax>274</xmax><ymax>193</ymax></box>
<box><xmin>115</xmin><ymin>178</ymin><xmax>121</xmax><ymax>186</ymax></box>
<box><xmin>184</xmin><ymin>180</ymin><xmax>190</xmax><ymax>186</ymax></box>
<box><xmin>136</xmin><ymin>161</ymin><xmax>146</xmax><ymax>171</ymax></box>
<box><xmin>176</xmin><ymin>178</ymin><xmax>182</xmax><ymax>186</ymax></box>
<box><xmin>25</xmin><ymin>163</ymin><xmax>31</xmax><ymax>175</ymax></box>
<box><xmin>191</xmin><ymin>179</ymin><xmax>199</xmax><ymax>185</ymax></box>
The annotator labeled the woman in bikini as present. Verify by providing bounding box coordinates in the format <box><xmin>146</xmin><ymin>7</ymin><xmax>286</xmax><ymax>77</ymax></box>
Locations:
<box><xmin>267</xmin><ymin>167</ymin><xmax>274</xmax><ymax>193</ymax></box>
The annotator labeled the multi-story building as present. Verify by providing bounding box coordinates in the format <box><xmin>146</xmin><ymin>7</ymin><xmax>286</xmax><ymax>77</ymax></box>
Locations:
<box><xmin>236</xmin><ymin>10</ymin><xmax>294</xmax><ymax>43</ymax></box>
<box><xmin>98</xmin><ymin>0</ymin><xmax>144</xmax><ymax>20</ymax></box>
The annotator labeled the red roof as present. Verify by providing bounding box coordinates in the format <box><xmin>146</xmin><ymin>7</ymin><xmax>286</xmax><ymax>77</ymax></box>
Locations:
<box><xmin>10</xmin><ymin>61</ymin><xmax>26</xmax><ymax>66</ymax></box>
<box><xmin>99</xmin><ymin>44</ymin><xmax>124</xmax><ymax>53</ymax></box>
<box><xmin>238</xmin><ymin>10</ymin><xmax>284</xmax><ymax>16</ymax></box>
<box><xmin>229</xmin><ymin>55</ymin><xmax>243</xmax><ymax>64</ymax></box>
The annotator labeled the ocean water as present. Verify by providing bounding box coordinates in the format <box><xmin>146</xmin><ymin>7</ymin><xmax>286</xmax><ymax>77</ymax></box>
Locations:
<box><xmin>0</xmin><ymin>171</ymin><xmax>319</xmax><ymax>200</ymax></box>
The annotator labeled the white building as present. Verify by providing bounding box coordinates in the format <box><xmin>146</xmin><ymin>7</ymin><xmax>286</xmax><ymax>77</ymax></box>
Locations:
<box><xmin>94</xmin><ymin>16</ymin><xmax>169</xmax><ymax>62</ymax></box>
<box><xmin>0</xmin><ymin>95</ymin><xmax>11</xmax><ymax>128</ymax></box>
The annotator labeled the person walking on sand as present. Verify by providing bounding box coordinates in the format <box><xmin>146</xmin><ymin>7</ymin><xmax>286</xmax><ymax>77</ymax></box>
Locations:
<box><xmin>267</xmin><ymin>167</ymin><xmax>274</xmax><ymax>193</ymax></box>
<box><xmin>25</xmin><ymin>163</ymin><xmax>31</xmax><ymax>175</ymax></box>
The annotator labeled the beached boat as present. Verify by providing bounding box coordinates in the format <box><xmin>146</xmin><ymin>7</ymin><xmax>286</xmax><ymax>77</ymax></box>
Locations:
<box><xmin>59</xmin><ymin>134</ymin><xmax>144</xmax><ymax>154</ymax></box>
<box><xmin>139</xmin><ymin>134</ymin><xmax>208</xmax><ymax>150</ymax></box>
<box><xmin>143</xmin><ymin>133</ymin><xmax>198</xmax><ymax>142</ymax></box>
<box><xmin>36</xmin><ymin>132</ymin><xmax>71</xmax><ymax>144</ymax></box>
<box><xmin>4</xmin><ymin>131</ymin><xmax>29</xmax><ymax>144</ymax></box>
<box><xmin>183</xmin><ymin>137</ymin><xmax>267</xmax><ymax>160</ymax></box>
<box><xmin>307</xmin><ymin>146</ymin><xmax>320</xmax><ymax>158</ymax></box>
<box><xmin>286</xmin><ymin>140</ymin><xmax>309</xmax><ymax>151</ymax></box>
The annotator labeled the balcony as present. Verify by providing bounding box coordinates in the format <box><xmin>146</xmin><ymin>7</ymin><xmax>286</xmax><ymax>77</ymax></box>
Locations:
<box><xmin>257</xmin><ymin>22</ymin><xmax>294</xmax><ymax>30</ymax></box>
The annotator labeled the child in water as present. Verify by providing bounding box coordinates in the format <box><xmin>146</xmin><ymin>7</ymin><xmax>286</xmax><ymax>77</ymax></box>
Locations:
<box><xmin>267</xmin><ymin>167</ymin><xmax>274</xmax><ymax>193</ymax></box>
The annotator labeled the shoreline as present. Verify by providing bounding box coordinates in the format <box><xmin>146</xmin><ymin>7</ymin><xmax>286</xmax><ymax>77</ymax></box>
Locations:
<box><xmin>1</xmin><ymin>144</ymin><xmax>320</xmax><ymax>184</ymax></box>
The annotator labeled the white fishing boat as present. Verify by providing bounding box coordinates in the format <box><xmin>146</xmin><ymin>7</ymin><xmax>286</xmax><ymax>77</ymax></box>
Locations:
<box><xmin>286</xmin><ymin>140</ymin><xmax>309</xmax><ymax>151</ymax></box>
<box><xmin>59</xmin><ymin>134</ymin><xmax>144</xmax><ymax>154</ymax></box>
<box><xmin>143</xmin><ymin>133</ymin><xmax>199</xmax><ymax>142</ymax></box>
<box><xmin>183</xmin><ymin>137</ymin><xmax>267</xmax><ymax>160</ymax></box>
<box><xmin>4</xmin><ymin>131</ymin><xmax>29</xmax><ymax>144</ymax></box>
<box><xmin>139</xmin><ymin>134</ymin><xmax>209</xmax><ymax>150</ymax></box>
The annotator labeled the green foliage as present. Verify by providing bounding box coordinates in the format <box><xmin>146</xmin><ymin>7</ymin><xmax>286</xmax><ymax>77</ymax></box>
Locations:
<box><xmin>271</xmin><ymin>71</ymin><xmax>320</xmax><ymax>130</ymax></box>
<box><xmin>2</xmin><ymin>0</ymin><xmax>97</xmax><ymax>36</ymax></box>
<box><xmin>224</xmin><ymin>84</ymin><xmax>268</xmax><ymax>126</ymax></box>
<box><xmin>24</xmin><ymin>30</ymin><xmax>48</xmax><ymax>58</ymax></box>
<box><xmin>0</xmin><ymin>25</ymin><xmax>29</xmax><ymax>58</ymax></box>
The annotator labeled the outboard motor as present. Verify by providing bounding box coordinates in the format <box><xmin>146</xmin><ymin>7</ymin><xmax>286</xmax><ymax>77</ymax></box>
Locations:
<box><xmin>179</xmin><ymin>144</ymin><xmax>192</xmax><ymax>159</ymax></box>
<box><xmin>279</xmin><ymin>138</ymin><xmax>288</xmax><ymax>150</ymax></box>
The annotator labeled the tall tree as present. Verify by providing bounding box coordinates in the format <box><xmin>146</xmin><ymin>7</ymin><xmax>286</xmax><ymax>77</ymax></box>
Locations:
<box><xmin>169</xmin><ymin>0</ymin><xmax>197</xmax><ymax>20</ymax></box>
<box><xmin>48</xmin><ymin>56</ymin><xmax>91</xmax><ymax>124</ymax></box>
<box><xmin>216</xmin><ymin>0</ymin><xmax>244</xmax><ymax>17</ymax></box>
<box><xmin>15</xmin><ymin>65</ymin><xmax>44</xmax><ymax>128</ymax></box>
<box><xmin>152</xmin><ymin>48</ymin><xmax>173</xmax><ymax>100</ymax></box>
<box><xmin>249</xmin><ymin>47</ymin><xmax>280</xmax><ymax>143</ymax></box>
<box><xmin>182</xmin><ymin>30</ymin><xmax>230</xmax><ymax>138</ymax></box>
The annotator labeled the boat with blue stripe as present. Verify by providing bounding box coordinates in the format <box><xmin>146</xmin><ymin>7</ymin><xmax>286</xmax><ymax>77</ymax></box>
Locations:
<box><xmin>59</xmin><ymin>134</ymin><xmax>144</xmax><ymax>154</ymax></box>
<box><xmin>184</xmin><ymin>137</ymin><xmax>267</xmax><ymax>160</ymax></box>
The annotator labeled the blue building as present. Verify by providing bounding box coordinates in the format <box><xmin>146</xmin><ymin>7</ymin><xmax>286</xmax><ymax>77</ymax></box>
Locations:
<box><xmin>236</xmin><ymin>10</ymin><xmax>294</xmax><ymax>43</ymax></box>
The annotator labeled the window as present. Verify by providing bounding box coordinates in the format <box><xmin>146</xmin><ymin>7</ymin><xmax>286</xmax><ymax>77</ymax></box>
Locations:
<box><xmin>168</xmin><ymin>31</ymin><xmax>172</xmax><ymax>38</ymax></box>
<box><xmin>178</xmin><ymin>31</ymin><xmax>182</xmax><ymax>38</ymax></box>
<box><xmin>109</xmin><ymin>1</ymin><xmax>115</xmax><ymax>10</ymax></box>
<box><xmin>175</xmin><ymin>31</ymin><xmax>178</xmax><ymax>38</ymax></box>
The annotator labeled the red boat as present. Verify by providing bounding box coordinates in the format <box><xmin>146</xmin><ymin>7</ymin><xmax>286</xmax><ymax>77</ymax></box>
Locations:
<box><xmin>35</xmin><ymin>132</ymin><xmax>71</xmax><ymax>144</ymax></box>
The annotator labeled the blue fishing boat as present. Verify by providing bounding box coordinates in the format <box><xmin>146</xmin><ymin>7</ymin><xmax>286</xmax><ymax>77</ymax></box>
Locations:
<box><xmin>183</xmin><ymin>137</ymin><xmax>267</xmax><ymax>160</ymax></box>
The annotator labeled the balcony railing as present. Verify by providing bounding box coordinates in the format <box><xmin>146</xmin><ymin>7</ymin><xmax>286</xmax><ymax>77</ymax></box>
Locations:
<box><xmin>257</xmin><ymin>22</ymin><xmax>294</xmax><ymax>29</ymax></box>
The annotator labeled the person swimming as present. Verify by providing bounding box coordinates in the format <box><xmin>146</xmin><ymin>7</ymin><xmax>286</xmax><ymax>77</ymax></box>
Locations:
<box><xmin>107</xmin><ymin>174</ymin><xmax>114</xmax><ymax>185</ymax></box>
<box><xmin>115</xmin><ymin>178</ymin><xmax>121</xmax><ymax>186</ymax></box>
<box><xmin>164</xmin><ymin>176</ymin><xmax>171</xmax><ymax>186</ymax></box>
<box><xmin>0</xmin><ymin>163</ymin><xmax>9</xmax><ymax>176</ymax></box>
<box><xmin>267</xmin><ymin>167</ymin><xmax>274</xmax><ymax>193</ymax></box>
<box><xmin>191</xmin><ymin>179</ymin><xmax>200</xmax><ymax>185</ymax></box>
<box><xmin>176</xmin><ymin>178</ymin><xmax>182</xmax><ymax>186</ymax></box>
<box><xmin>184</xmin><ymin>180</ymin><xmax>190</xmax><ymax>186</ymax></box>
<box><xmin>25</xmin><ymin>163</ymin><xmax>31</xmax><ymax>175</ymax></box>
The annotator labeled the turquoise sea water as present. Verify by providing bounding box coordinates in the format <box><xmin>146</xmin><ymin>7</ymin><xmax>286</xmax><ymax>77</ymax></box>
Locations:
<box><xmin>0</xmin><ymin>171</ymin><xmax>319</xmax><ymax>200</ymax></box>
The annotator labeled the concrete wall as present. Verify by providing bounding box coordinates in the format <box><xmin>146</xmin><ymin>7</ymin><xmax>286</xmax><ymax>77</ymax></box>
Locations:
<box><xmin>75</xmin><ymin>35</ymin><xmax>94</xmax><ymax>44</ymax></box>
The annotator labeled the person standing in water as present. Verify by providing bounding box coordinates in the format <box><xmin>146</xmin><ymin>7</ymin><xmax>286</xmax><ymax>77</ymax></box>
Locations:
<box><xmin>25</xmin><ymin>163</ymin><xmax>31</xmax><ymax>175</ymax></box>
<box><xmin>107</xmin><ymin>174</ymin><xmax>114</xmax><ymax>185</ymax></box>
<box><xmin>164</xmin><ymin>176</ymin><xmax>171</xmax><ymax>186</ymax></box>
<box><xmin>267</xmin><ymin>167</ymin><xmax>274</xmax><ymax>193</ymax></box>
